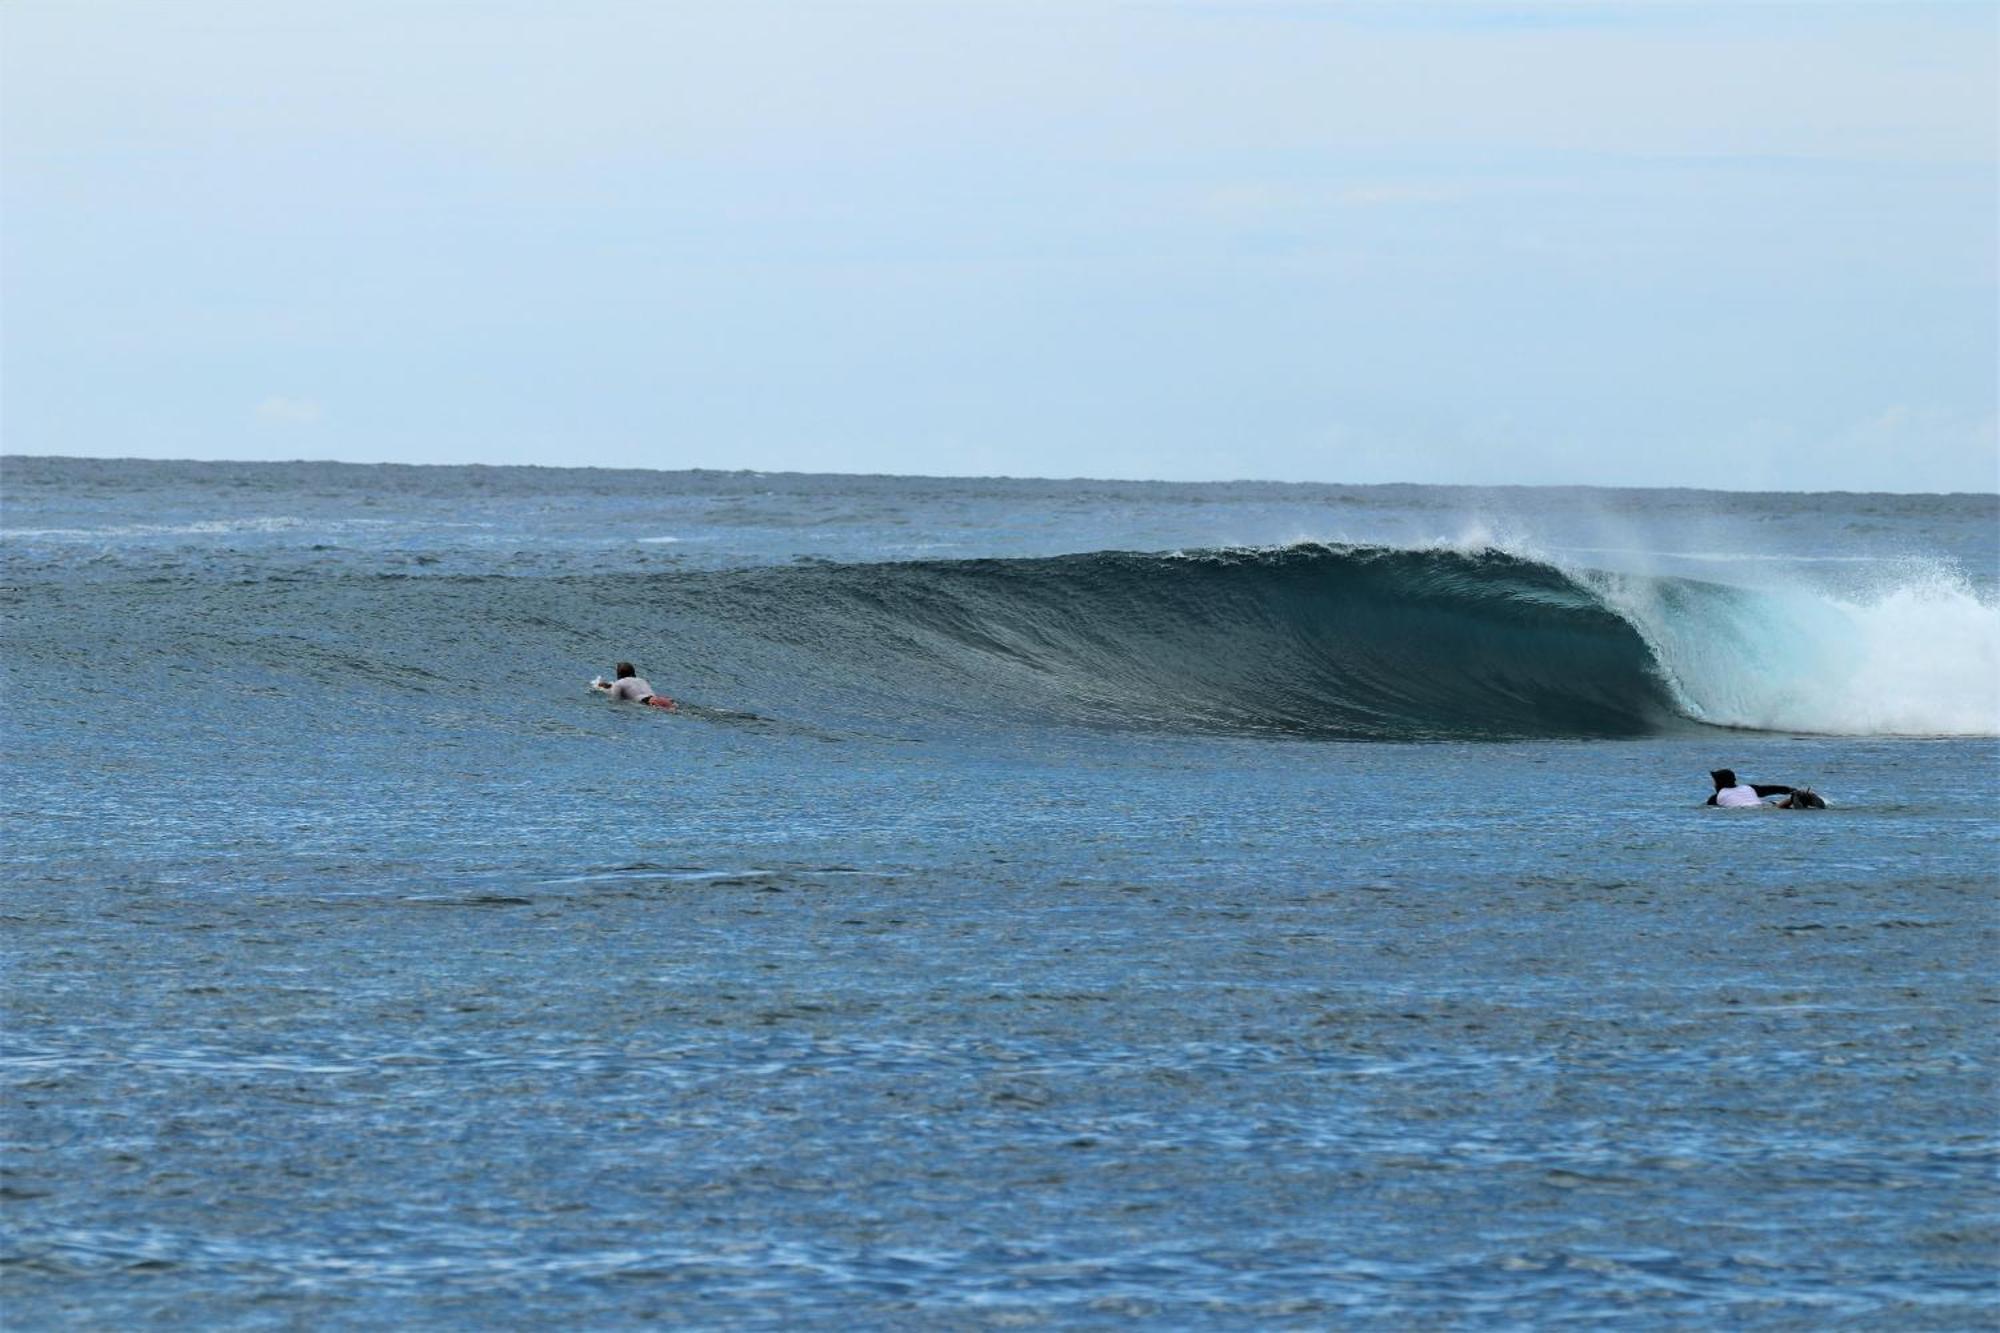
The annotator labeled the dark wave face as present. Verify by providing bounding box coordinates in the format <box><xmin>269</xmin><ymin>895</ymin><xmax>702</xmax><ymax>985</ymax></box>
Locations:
<box><xmin>645</xmin><ymin>544</ymin><xmax>1687</xmax><ymax>740</ymax></box>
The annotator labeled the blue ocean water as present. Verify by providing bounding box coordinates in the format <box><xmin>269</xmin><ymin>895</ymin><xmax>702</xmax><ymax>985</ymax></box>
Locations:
<box><xmin>3</xmin><ymin>457</ymin><xmax>1996</xmax><ymax>1327</ymax></box>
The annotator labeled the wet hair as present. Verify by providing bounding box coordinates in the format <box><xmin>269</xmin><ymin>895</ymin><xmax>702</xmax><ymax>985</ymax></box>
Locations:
<box><xmin>1710</xmin><ymin>769</ymin><xmax>1736</xmax><ymax>788</ymax></box>
<box><xmin>615</xmin><ymin>662</ymin><xmax>637</xmax><ymax>679</ymax></box>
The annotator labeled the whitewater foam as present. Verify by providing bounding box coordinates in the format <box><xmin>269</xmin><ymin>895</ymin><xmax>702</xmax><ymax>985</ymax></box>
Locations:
<box><xmin>1395</xmin><ymin>520</ymin><xmax>2000</xmax><ymax>739</ymax></box>
<box><xmin>1591</xmin><ymin>561</ymin><xmax>2000</xmax><ymax>738</ymax></box>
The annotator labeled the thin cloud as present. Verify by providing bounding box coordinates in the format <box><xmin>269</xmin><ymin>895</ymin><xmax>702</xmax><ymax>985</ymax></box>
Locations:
<box><xmin>254</xmin><ymin>395</ymin><xmax>323</xmax><ymax>426</ymax></box>
<box><xmin>1198</xmin><ymin>180</ymin><xmax>1461</xmax><ymax>223</ymax></box>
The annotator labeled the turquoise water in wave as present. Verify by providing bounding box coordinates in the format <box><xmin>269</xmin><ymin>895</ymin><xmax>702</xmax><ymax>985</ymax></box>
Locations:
<box><xmin>3</xmin><ymin>458</ymin><xmax>1996</xmax><ymax>1327</ymax></box>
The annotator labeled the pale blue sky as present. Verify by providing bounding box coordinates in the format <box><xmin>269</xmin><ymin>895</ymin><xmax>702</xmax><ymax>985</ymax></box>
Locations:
<box><xmin>4</xmin><ymin>1</ymin><xmax>1994</xmax><ymax>490</ymax></box>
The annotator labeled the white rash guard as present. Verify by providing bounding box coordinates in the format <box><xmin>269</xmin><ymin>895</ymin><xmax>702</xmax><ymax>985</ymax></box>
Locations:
<box><xmin>1714</xmin><ymin>784</ymin><xmax>1766</xmax><ymax>808</ymax></box>
<box><xmin>609</xmin><ymin>675</ymin><xmax>656</xmax><ymax>702</ymax></box>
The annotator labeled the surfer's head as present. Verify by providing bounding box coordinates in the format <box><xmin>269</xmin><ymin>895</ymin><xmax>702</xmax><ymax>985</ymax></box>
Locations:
<box><xmin>615</xmin><ymin>661</ymin><xmax>637</xmax><ymax>680</ymax></box>
<box><xmin>1710</xmin><ymin>768</ymin><xmax>1736</xmax><ymax>789</ymax></box>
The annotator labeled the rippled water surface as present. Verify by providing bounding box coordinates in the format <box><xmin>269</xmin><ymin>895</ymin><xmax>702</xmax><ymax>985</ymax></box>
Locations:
<box><xmin>3</xmin><ymin>460</ymin><xmax>1996</xmax><ymax>1327</ymax></box>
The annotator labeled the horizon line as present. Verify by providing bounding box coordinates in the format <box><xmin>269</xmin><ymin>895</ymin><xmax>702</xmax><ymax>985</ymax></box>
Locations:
<box><xmin>3</xmin><ymin>452</ymin><xmax>1996</xmax><ymax>501</ymax></box>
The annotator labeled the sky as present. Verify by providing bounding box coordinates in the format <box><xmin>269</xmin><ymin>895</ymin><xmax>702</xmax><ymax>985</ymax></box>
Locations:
<box><xmin>3</xmin><ymin>1</ymin><xmax>1995</xmax><ymax>491</ymax></box>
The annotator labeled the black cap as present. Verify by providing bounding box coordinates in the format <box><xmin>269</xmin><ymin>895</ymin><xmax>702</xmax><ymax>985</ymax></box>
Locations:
<box><xmin>1711</xmin><ymin>769</ymin><xmax>1736</xmax><ymax>787</ymax></box>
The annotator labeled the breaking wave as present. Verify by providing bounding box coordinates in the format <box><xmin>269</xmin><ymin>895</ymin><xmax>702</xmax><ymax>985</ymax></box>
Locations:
<box><xmin>644</xmin><ymin>544</ymin><xmax>1999</xmax><ymax>739</ymax></box>
<box><xmin>15</xmin><ymin>542</ymin><xmax>1994</xmax><ymax>742</ymax></box>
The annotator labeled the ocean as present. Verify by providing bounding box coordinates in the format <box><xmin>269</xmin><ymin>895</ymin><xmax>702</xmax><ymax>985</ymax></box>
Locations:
<box><xmin>3</xmin><ymin>456</ymin><xmax>1996</xmax><ymax>1327</ymax></box>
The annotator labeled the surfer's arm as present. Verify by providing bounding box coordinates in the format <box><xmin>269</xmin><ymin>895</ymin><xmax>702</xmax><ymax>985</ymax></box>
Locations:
<box><xmin>1750</xmin><ymin>784</ymin><xmax>1794</xmax><ymax>797</ymax></box>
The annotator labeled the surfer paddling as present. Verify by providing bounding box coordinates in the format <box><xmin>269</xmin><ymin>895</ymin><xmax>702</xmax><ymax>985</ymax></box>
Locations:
<box><xmin>592</xmin><ymin>661</ymin><xmax>677</xmax><ymax>711</ymax></box>
<box><xmin>1706</xmin><ymin>768</ymin><xmax>1825</xmax><ymax>809</ymax></box>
